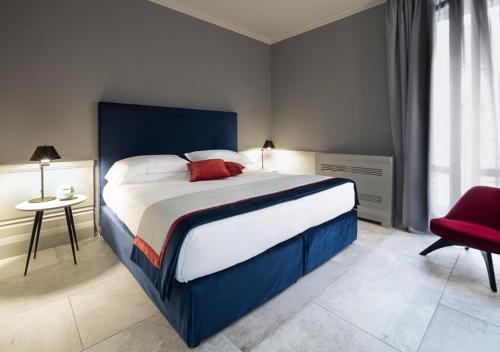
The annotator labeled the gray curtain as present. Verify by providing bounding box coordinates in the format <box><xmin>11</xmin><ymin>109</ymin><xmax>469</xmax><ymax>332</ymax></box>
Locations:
<box><xmin>386</xmin><ymin>0</ymin><xmax>434</xmax><ymax>232</ymax></box>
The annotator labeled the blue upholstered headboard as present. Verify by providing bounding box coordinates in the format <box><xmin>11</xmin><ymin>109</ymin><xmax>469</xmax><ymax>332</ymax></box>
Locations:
<box><xmin>98</xmin><ymin>102</ymin><xmax>237</xmax><ymax>204</ymax></box>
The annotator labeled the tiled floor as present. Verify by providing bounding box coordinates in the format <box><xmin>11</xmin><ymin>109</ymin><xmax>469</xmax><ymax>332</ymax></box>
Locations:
<box><xmin>0</xmin><ymin>220</ymin><xmax>499</xmax><ymax>352</ymax></box>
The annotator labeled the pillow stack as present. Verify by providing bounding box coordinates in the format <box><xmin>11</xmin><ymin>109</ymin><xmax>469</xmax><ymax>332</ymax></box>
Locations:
<box><xmin>105</xmin><ymin>150</ymin><xmax>253</xmax><ymax>184</ymax></box>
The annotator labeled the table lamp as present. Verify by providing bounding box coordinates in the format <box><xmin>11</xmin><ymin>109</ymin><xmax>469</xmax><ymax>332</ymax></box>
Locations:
<box><xmin>261</xmin><ymin>140</ymin><xmax>275</xmax><ymax>170</ymax></box>
<box><xmin>29</xmin><ymin>145</ymin><xmax>61</xmax><ymax>203</ymax></box>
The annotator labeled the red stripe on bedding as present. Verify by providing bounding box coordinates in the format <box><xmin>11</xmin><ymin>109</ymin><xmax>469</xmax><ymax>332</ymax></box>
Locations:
<box><xmin>134</xmin><ymin>207</ymin><xmax>217</xmax><ymax>268</ymax></box>
<box><xmin>134</xmin><ymin>236</ymin><xmax>161</xmax><ymax>268</ymax></box>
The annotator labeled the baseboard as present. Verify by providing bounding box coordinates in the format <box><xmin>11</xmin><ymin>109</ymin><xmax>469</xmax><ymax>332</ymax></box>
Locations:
<box><xmin>358</xmin><ymin>206</ymin><xmax>392</xmax><ymax>227</ymax></box>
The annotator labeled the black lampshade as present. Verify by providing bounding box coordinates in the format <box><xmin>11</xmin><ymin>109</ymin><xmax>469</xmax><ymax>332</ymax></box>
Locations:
<box><xmin>30</xmin><ymin>145</ymin><xmax>61</xmax><ymax>161</ymax></box>
<box><xmin>262</xmin><ymin>140</ymin><xmax>275</xmax><ymax>150</ymax></box>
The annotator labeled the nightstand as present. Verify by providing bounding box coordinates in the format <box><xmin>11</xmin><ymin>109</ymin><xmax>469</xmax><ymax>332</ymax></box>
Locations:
<box><xmin>15</xmin><ymin>194</ymin><xmax>87</xmax><ymax>275</ymax></box>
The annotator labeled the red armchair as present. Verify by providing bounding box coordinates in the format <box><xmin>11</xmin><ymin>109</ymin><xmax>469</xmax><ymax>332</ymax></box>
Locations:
<box><xmin>420</xmin><ymin>186</ymin><xmax>500</xmax><ymax>292</ymax></box>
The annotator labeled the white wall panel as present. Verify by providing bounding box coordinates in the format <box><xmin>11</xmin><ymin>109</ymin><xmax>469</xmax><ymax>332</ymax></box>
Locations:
<box><xmin>0</xmin><ymin>160</ymin><xmax>95</xmax><ymax>259</ymax></box>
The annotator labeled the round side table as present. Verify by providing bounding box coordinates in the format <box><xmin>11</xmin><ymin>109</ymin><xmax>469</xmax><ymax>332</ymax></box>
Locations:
<box><xmin>16</xmin><ymin>194</ymin><xmax>87</xmax><ymax>275</ymax></box>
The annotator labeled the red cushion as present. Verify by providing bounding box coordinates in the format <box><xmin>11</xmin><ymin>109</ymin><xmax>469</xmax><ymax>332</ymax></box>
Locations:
<box><xmin>224</xmin><ymin>162</ymin><xmax>244</xmax><ymax>176</ymax></box>
<box><xmin>188</xmin><ymin>159</ymin><xmax>230</xmax><ymax>182</ymax></box>
<box><xmin>447</xmin><ymin>186</ymin><xmax>500</xmax><ymax>231</ymax></box>
<box><xmin>430</xmin><ymin>218</ymin><xmax>500</xmax><ymax>254</ymax></box>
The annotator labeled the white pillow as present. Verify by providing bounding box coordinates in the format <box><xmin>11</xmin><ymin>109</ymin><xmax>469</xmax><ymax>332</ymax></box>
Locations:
<box><xmin>124</xmin><ymin>171</ymin><xmax>187</xmax><ymax>184</ymax></box>
<box><xmin>105</xmin><ymin>155</ymin><xmax>188</xmax><ymax>185</ymax></box>
<box><xmin>185</xmin><ymin>149</ymin><xmax>253</xmax><ymax>166</ymax></box>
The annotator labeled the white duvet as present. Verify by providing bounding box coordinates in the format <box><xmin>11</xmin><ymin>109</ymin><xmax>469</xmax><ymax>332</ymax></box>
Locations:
<box><xmin>103</xmin><ymin>170</ymin><xmax>355</xmax><ymax>282</ymax></box>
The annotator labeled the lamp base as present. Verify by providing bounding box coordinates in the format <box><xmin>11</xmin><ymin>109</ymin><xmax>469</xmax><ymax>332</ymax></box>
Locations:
<box><xmin>29</xmin><ymin>196</ymin><xmax>56</xmax><ymax>203</ymax></box>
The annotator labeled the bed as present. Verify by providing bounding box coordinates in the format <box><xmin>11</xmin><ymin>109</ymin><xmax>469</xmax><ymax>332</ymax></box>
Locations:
<box><xmin>98</xmin><ymin>101</ymin><xmax>358</xmax><ymax>347</ymax></box>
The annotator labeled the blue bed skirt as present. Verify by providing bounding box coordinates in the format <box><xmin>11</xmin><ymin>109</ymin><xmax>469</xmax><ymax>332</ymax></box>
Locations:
<box><xmin>100</xmin><ymin>206</ymin><xmax>357</xmax><ymax>347</ymax></box>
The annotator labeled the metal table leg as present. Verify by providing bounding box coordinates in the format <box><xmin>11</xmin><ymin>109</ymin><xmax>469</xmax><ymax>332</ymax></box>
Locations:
<box><xmin>68</xmin><ymin>206</ymin><xmax>79</xmax><ymax>251</ymax></box>
<box><xmin>64</xmin><ymin>207</ymin><xmax>77</xmax><ymax>265</ymax></box>
<box><xmin>33</xmin><ymin>211</ymin><xmax>44</xmax><ymax>259</ymax></box>
<box><xmin>24</xmin><ymin>211</ymin><xmax>42</xmax><ymax>276</ymax></box>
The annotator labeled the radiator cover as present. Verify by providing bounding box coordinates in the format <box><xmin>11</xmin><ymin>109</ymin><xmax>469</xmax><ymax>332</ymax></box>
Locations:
<box><xmin>315</xmin><ymin>153</ymin><xmax>393</xmax><ymax>227</ymax></box>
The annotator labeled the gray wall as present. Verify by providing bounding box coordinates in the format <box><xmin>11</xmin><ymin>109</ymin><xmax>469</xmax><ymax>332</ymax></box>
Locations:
<box><xmin>271</xmin><ymin>4</ymin><xmax>392</xmax><ymax>156</ymax></box>
<box><xmin>0</xmin><ymin>0</ymin><xmax>271</xmax><ymax>164</ymax></box>
<box><xmin>0</xmin><ymin>0</ymin><xmax>392</xmax><ymax>164</ymax></box>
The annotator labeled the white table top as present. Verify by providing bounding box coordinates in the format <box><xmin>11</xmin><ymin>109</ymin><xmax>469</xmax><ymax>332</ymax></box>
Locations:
<box><xmin>16</xmin><ymin>194</ymin><xmax>87</xmax><ymax>211</ymax></box>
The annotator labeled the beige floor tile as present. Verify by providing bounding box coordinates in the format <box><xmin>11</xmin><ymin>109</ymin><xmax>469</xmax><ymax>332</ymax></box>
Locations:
<box><xmin>0</xmin><ymin>247</ymin><xmax>59</xmax><ymax>280</ymax></box>
<box><xmin>0</xmin><ymin>298</ymin><xmax>81</xmax><ymax>352</ymax></box>
<box><xmin>315</xmin><ymin>249</ymin><xmax>450</xmax><ymax>352</ymax></box>
<box><xmin>331</xmin><ymin>242</ymin><xmax>373</xmax><ymax>266</ymax></box>
<box><xmin>55</xmin><ymin>237</ymin><xmax>113</xmax><ymax>263</ymax></box>
<box><xmin>0</xmin><ymin>248</ymin><xmax>128</xmax><ymax>321</ymax></box>
<box><xmin>85</xmin><ymin>314</ymin><xmax>240</xmax><ymax>352</ymax></box>
<box><xmin>70</xmin><ymin>274</ymin><xmax>158</xmax><ymax>348</ymax></box>
<box><xmin>378</xmin><ymin>231</ymin><xmax>461</xmax><ymax>269</ymax></box>
<box><xmin>440</xmin><ymin>250</ymin><xmax>500</xmax><ymax>327</ymax></box>
<box><xmin>356</xmin><ymin>220</ymin><xmax>395</xmax><ymax>249</ymax></box>
<box><xmin>225</xmin><ymin>259</ymin><xmax>348</xmax><ymax>351</ymax></box>
<box><xmin>419</xmin><ymin>305</ymin><xmax>500</xmax><ymax>352</ymax></box>
<box><xmin>252</xmin><ymin>303</ymin><xmax>397</xmax><ymax>352</ymax></box>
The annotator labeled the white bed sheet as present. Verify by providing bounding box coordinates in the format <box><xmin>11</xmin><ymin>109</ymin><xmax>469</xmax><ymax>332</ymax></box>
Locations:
<box><xmin>103</xmin><ymin>170</ymin><xmax>355</xmax><ymax>282</ymax></box>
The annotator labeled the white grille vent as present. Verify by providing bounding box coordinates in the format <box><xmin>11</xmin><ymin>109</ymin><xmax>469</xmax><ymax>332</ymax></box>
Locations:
<box><xmin>320</xmin><ymin>164</ymin><xmax>383</xmax><ymax>176</ymax></box>
<box><xmin>315</xmin><ymin>153</ymin><xmax>393</xmax><ymax>227</ymax></box>
<box><xmin>358</xmin><ymin>193</ymin><xmax>383</xmax><ymax>204</ymax></box>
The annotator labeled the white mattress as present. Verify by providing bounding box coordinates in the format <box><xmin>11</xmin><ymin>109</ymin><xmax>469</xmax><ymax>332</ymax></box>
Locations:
<box><xmin>103</xmin><ymin>171</ymin><xmax>355</xmax><ymax>282</ymax></box>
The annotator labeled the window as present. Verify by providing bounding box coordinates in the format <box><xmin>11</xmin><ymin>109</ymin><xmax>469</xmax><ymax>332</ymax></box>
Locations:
<box><xmin>430</xmin><ymin>0</ymin><xmax>500</xmax><ymax>217</ymax></box>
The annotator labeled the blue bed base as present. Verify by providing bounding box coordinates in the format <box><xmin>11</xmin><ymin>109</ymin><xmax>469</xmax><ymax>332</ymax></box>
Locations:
<box><xmin>101</xmin><ymin>205</ymin><xmax>357</xmax><ymax>347</ymax></box>
<box><xmin>98</xmin><ymin>101</ymin><xmax>358</xmax><ymax>347</ymax></box>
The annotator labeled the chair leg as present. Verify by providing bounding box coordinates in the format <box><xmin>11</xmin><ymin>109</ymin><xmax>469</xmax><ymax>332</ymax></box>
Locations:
<box><xmin>481</xmin><ymin>251</ymin><xmax>497</xmax><ymax>293</ymax></box>
<box><xmin>420</xmin><ymin>238</ymin><xmax>455</xmax><ymax>256</ymax></box>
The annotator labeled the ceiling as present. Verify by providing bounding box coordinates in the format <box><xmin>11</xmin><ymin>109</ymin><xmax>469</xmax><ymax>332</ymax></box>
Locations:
<box><xmin>149</xmin><ymin>0</ymin><xmax>386</xmax><ymax>44</ymax></box>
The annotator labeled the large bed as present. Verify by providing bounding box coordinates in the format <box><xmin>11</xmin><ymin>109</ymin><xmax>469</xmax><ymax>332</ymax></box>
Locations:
<box><xmin>98</xmin><ymin>102</ymin><xmax>358</xmax><ymax>347</ymax></box>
